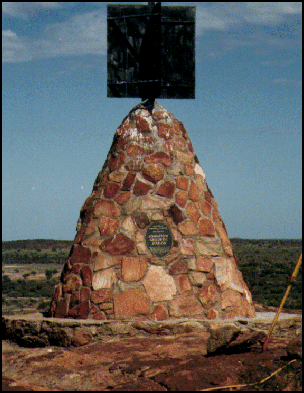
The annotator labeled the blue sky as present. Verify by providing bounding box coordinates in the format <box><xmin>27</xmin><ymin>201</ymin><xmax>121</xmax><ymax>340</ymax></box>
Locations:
<box><xmin>2</xmin><ymin>2</ymin><xmax>302</xmax><ymax>241</ymax></box>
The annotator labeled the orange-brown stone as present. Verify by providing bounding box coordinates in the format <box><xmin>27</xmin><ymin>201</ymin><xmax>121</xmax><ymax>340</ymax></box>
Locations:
<box><xmin>157</xmin><ymin>181</ymin><xmax>175</xmax><ymax>199</ymax></box>
<box><xmin>70</xmin><ymin>244</ymin><xmax>91</xmax><ymax>265</ymax></box>
<box><xmin>104</xmin><ymin>182</ymin><xmax>120</xmax><ymax>198</ymax></box>
<box><xmin>93</xmin><ymin>255</ymin><xmax>121</xmax><ymax>271</ymax></box>
<box><xmin>175</xmin><ymin>190</ymin><xmax>188</xmax><ymax>208</ymax></box>
<box><xmin>188</xmin><ymin>180</ymin><xmax>199</xmax><ymax>202</ymax></box>
<box><xmin>206</xmin><ymin>309</ymin><xmax>219</xmax><ymax>319</ymax></box>
<box><xmin>198</xmin><ymin>198</ymin><xmax>212</xmax><ymax>216</ymax></box>
<box><xmin>113</xmin><ymin>289</ymin><xmax>150</xmax><ymax>319</ymax></box>
<box><xmin>178</xmin><ymin>221</ymin><xmax>198</xmax><ymax>235</ymax></box>
<box><xmin>122</xmin><ymin>172</ymin><xmax>136</xmax><ymax>191</ymax></box>
<box><xmin>99</xmin><ymin>217</ymin><xmax>120</xmax><ymax>236</ymax></box>
<box><xmin>186</xmin><ymin>202</ymin><xmax>201</xmax><ymax>224</ymax></box>
<box><xmin>80</xmin><ymin>265</ymin><xmax>92</xmax><ymax>286</ymax></box>
<box><xmin>198</xmin><ymin>283</ymin><xmax>217</xmax><ymax>309</ymax></box>
<box><xmin>93</xmin><ymin>200</ymin><xmax>120</xmax><ymax>217</ymax></box>
<box><xmin>80</xmin><ymin>287</ymin><xmax>91</xmax><ymax>303</ymax></box>
<box><xmin>180</xmin><ymin>238</ymin><xmax>195</xmax><ymax>255</ymax></box>
<box><xmin>168</xmin><ymin>292</ymin><xmax>203</xmax><ymax>317</ymax></box>
<box><xmin>100</xmin><ymin>234</ymin><xmax>135</xmax><ymax>255</ymax></box>
<box><xmin>109</xmin><ymin>152</ymin><xmax>126</xmax><ymax>171</ymax></box>
<box><xmin>175</xmin><ymin>275</ymin><xmax>192</xmax><ymax>293</ymax></box>
<box><xmin>215</xmin><ymin>221</ymin><xmax>231</xmax><ymax>246</ymax></box>
<box><xmin>149</xmin><ymin>304</ymin><xmax>168</xmax><ymax>321</ymax></box>
<box><xmin>142</xmin><ymin>164</ymin><xmax>165</xmax><ymax>183</ymax></box>
<box><xmin>69</xmin><ymin>300</ymin><xmax>91</xmax><ymax>319</ymax></box>
<box><xmin>115</xmin><ymin>191</ymin><xmax>131</xmax><ymax>205</ymax></box>
<box><xmin>158</xmin><ymin>123</ymin><xmax>174</xmax><ymax>139</ymax></box>
<box><xmin>121</xmin><ymin>256</ymin><xmax>148</xmax><ymax>282</ymax></box>
<box><xmin>221</xmin><ymin>289</ymin><xmax>243</xmax><ymax>310</ymax></box>
<box><xmin>198</xmin><ymin>218</ymin><xmax>215</xmax><ymax>237</ymax></box>
<box><xmin>133</xmin><ymin>180</ymin><xmax>152</xmax><ymax>196</ymax></box>
<box><xmin>176</xmin><ymin>150</ymin><xmax>194</xmax><ymax>164</ymax></box>
<box><xmin>145</xmin><ymin>152</ymin><xmax>173</xmax><ymax>166</ymax></box>
<box><xmin>176</xmin><ymin>176</ymin><xmax>189</xmax><ymax>190</ymax></box>
<box><xmin>127</xmin><ymin>144</ymin><xmax>145</xmax><ymax>156</ymax></box>
<box><xmin>169</xmin><ymin>260</ymin><xmax>188</xmax><ymax>275</ymax></box>
<box><xmin>135</xmin><ymin>114</ymin><xmax>151</xmax><ymax>131</ymax></box>
<box><xmin>163</xmin><ymin>140</ymin><xmax>174</xmax><ymax>155</ymax></box>
<box><xmin>168</xmin><ymin>204</ymin><xmax>185</xmax><ymax>225</ymax></box>
<box><xmin>196</xmin><ymin>256</ymin><xmax>213</xmax><ymax>272</ymax></box>
<box><xmin>92</xmin><ymin>311</ymin><xmax>107</xmax><ymax>320</ymax></box>
<box><xmin>91</xmin><ymin>289</ymin><xmax>114</xmax><ymax>304</ymax></box>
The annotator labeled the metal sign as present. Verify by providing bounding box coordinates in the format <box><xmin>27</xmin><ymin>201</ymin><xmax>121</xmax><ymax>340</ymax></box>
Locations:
<box><xmin>107</xmin><ymin>3</ymin><xmax>195</xmax><ymax>99</ymax></box>
<box><xmin>145</xmin><ymin>221</ymin><xmax>173</xmax><ymax>258</ymax></box>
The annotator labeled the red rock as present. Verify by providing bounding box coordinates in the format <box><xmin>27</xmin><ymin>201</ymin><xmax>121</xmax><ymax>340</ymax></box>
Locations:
<box><xmin>188</xmin><ymin>141</ymin><xmax>194</xmax><ymax>152</ymax></box>
<box><xmin>198</xmin><ymin>198</ymin><xmax>212</xmax><ymax>216</ymax></box>
<box><xmin>168</xmin><ymin>292</ymin><xmax>203</xmax><ymax>317</ymax></box>
<box><xmin>84</xmin><ymin>220</ymin><xmax>98</xmax><ymax>236</ymax></box>
<box><xmin>122</xmin><ymin>172</ymin><xmax>136</xmax><ymax>191</ymax></box>
<box><xmin>71</xmin><ymin>263</ymin><xmax>82</xmax><ymax>274</ymax></box>
<box><xmin>178</xmin><ymin>221</ymin><xmax>198</xmax><ymax>235</ymax></box>
<box><xmin>121</xmin><ymin>256</ymin><xmax>148</xmax><ymax>282</ymax></box>
<box><xmin>175</xmin><ymin>275</ymin><xmax>192</xmax><ymax>293</ymax></box>
<box><xmin>175</xmin><ymin>190</ymin><xmax>188</xmax><ymax>208</ymax></box>
<box><xmin>113</xmin><ymin>289</ymin><xmax>150</xmax><ymax>319</ymax></box>
<box><xmin>70</xmin><ymin>244</ymin><xmax>91</xmax><ymax>265</ymax></box>
<box><xmin>104</xmin><ymin>182</ymin><xmax>120</xmax><ymax>198</ymax></box>
<box><xmin>109</xmin><ymin>152</ymin><xmax>126</xmax><ymax>171</ymax></box>
<box><xmin>188</xmin><ymin>180</ymin><xmax>199</xmax><ymax>202</ymax></box>
<box><xmin>142</xmin><ymin>266</ymin><xmax>177</xmax><ymax>301</ymax></box>
<box><xmin>82</xmin><ymin>233</ymin><xmax>102</xmax><ymax>247</ymax></box>
<box><xmin>198</xmin><ymin>218</ymin><xmax>215</xmax><ymax>237</ymax></box>
<box><xmin>135</xmin><ymin>113</ymin><xmax>151</xmax><ymax>131</ymax></box>
<box><xmin>54</xmin><ymin>299</ymin><xmax>69</xmax><ymax>318</ymax></box>
<box><xmin>80</xmin><ymin>265</ymin><xmax>92</xmax><ymax>286</ymax></box>
<box><xmin>176</xmin><ymin>150</ymin><xmax>194</xmax><ymax>164</ymax></box>
<box><xmin>163</xmin><ymin>140</ymin><xmax>174</xmax><ymax>155</ymax></box>
<box><xmin>133</xmin><ymin>211</ymin><xmax>150</xmax><ymax>228</ymax></box>
<box><xmin>125</xmin><ymin>158</ymin><xmax>144</xmax><ymax>172</ymax></box>
<box><xmin>100</xmin><ymin>234</ymin><xmax>135</xmax><ymax>255</ymax></box>
<box><xmin>93</xmin><ymin>200</ymin><xmax>120</xmax><ymax>217</ymax></box>
<box><xmin>91</xmin><ymin>289</ymin><xmax>114</xmax><ymax>304</ymax></box>
<box><xmin>157</xmin><ymin>181</ymin><xmax>175</xmax><ymax>198</ymax></box>
<box><xmin>93</xmin><ymin>255</ymin><xmax>121</xmax><ymax>271</ymax></box>
<box><xmin>158</xmin><ymin>123</ymin><xmax>174</xmax><ymax>139</ymax></box>
<box><xmin>72</xmin><ymin>328</ymin><xmax>93</xmax><ymax>346</ymax></box>
<box><xmin>221</xmin><ymin>289</ymin><xmax>243</xmax><ymax>310</ymax></box>
<box><xmin>180</xmin><ymin>238</ymin><xmax>195</xmax><ymax>255</ymax></box>
<box><xmin>69</xmin><ymin>300</ymin><xmax>91</xmax><ymax>319</ymax></box>
<box><xmin>206</xmin><ymin>309</ymin><xmax>219</xmax><ymax>319</ymax></box>
<box><xmin>194</xmin><ymin>174</ymin><xmax>205</xmax><ymax>192</ymax></box>
<box><xmin>93</xmin><ymin>311</ymin><xmax>107</xmax><ymax>320</ymax></box>
<box><xmin>109</xmin><ymin>170</ymin><xmax>125</xmax><ymax>182</ymax></box>
<box><xmin>153</xmin><ymin>111</ymin><xmax>167</xmax><ymax>120</ymax></box>
<box><xmin>174</xmin><ymin>136</ymin><xmax>187</xmax><ymax>149</ymax></box>
<box><xmin>127</xmin><ymin>144</ymin><xmax>145</xmax><ymax>156</ymax></box>
<box><xmin>176</xmin><ymin>176</ymin><xmax>189</xmax><ymax>190</ymax></box>
<box><xmin>168</xmin><ymin>205</ymin><xmax>185</xmax><ymax>225</ymax></box>
<box><xmin>145</xmin><ymin>152</ymin><xmax>173</xmax><ymax>166</ymax></box>
<box><xmin>53</xmin><ymin>283</ymin><xmax>63</xmax><ymax>302</ymax></box>
<box><xmin>115</xmin><ymin>191</ymin><xmax>131</xmax><ymax>205</ymax></box>
<box><xmin>169</xmin><ymin>260</ymin><xmax>188</xmax><ymax>275</ymax></box>
<box><xmin>63</xmin><ymin>274</ymin><xmax>82</xmax><ymax>293</ymax></box>
<box><xmin>133</xmin><ymin>180</ymin><xmax>152</xmax><ymax>196</ymax></box>
<box><xmin>215</xmin><ymin>221</ymin><xmax>231</xmax><ymax>246</ymax></box>
<box><xmin>198</xmin><ymin>283</ymin><xmax>217</xmax><ymax>308</ymax></box>
<box><xmin>184</xmin><ymin>163</ymin><xmax>194</xmax><ymax>175</ymax></box>
<box><xmin>99</xmin><ymin>217</ymin><xmax>120</xmax><ymax>236</ymax></box>
<box><xmin>186</xmin><ymin>202</ymin><xmax>201</xmax><ymax>224</ymax></box>
<box><xmin>224</xmin><ymin>307</ymin><xmax>246</xmax><ymax>319</ymax></box>
<box><xmin>142</xmin><ymin>164</ymin><xmax>165</xmax><ymax>183</ymax></box>
<box><xmin>80</xmin><ymin>287</ymin><xmax>91</xmax><ymax>303</ymax></box>
<box><xmin>149</xmin><ymin>304</ymin><xmax>168</xmax><ymax>321</ymax></box>
<box><xmin>196</xmin><ymin>256</ymin><xmax>213</xmax><ymax>272</ymax></box>
<box><xmin>204</xmin><ymin>190</ymin><xmax>213</xmax><ymax>203</ymax></box>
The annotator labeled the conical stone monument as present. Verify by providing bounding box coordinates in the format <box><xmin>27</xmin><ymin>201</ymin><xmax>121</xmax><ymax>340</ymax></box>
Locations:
<box><xmin>50</xmin><ymin>101</ymin><xmax>255</xmax><ymax>321</ymax></box>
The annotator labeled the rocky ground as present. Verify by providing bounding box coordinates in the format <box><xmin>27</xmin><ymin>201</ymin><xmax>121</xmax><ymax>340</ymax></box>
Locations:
<box><xmin>2</xmin><ymin>306</ymin><xmax>302</xmax><ymax>391</ymax></box>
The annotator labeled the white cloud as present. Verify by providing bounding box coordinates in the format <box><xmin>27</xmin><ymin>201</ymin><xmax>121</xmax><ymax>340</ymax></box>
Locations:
<box><xmin>2</xmin><ymin>10</ymin><xmax>106</xmax><ymax>63</ymax></box>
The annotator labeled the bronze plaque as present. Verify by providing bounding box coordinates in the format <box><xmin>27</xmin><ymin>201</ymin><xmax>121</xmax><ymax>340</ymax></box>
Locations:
<box><xmin>145</xmin><ymin>221</ymin><xmax>173</xmax><ymax>258</ymax></box>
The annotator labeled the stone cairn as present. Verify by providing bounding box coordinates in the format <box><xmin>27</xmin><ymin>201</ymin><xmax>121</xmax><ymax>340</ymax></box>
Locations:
<box><xmin>50</xmin><ymin>102</ymin><xmax>255</xmax><ymax>321</ymax></box>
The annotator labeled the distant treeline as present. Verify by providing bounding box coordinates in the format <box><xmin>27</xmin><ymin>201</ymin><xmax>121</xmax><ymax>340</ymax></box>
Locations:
<box><xmin>2</xmin><ymin>239</ymin><xmax>72</xmax><ymax>252</ymax></box>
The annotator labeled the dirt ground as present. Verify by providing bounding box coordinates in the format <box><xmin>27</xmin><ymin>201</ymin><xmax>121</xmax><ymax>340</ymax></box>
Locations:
<box><xmin>2</xmin><ymin>331</ymin><xmax>302</xmax><ymax>391</ymax></box>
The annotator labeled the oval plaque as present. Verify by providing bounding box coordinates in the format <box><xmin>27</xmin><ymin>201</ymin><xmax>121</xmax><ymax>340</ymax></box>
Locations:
<box><xmin>145</xmin><ymin>221</ymin><xmax>173</xmax><ymax>258</ymax></box>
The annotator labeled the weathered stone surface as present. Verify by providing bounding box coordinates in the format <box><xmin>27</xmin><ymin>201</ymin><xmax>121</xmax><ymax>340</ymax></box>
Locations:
<box><xmin>127</xmin><ymin>144</ymin><xmax>145</xmax><ymax>157</ymax></box>
<box><xmin>156</xmin><ymin>181</ymin><xmax>175</xmax><ymax>199</ymax></box>
<box><xmin>141</xmin><ymin>195</ymin><xmax>170</xmax><ymax>210</ymax></box>
<box><xmin>135</xmin><ymin>114</ymin><xmax>151</xmax><ymax>132</ymax></box>
<box><xmin>100</xmin><ymin>234</ymin><xmax>135</xmax><ymax>255</ymax></box>
<box><xmin>115</xmin><ymin>191</ymin><xmax>131</xmax><ymax>205</ymax></box>
<box><xmin>94</xmin><ymin>200</ymin><xmax>120</xmax><ymax>217</ymax></box>
<box><xmin>84</xmin><ymin>219</ymin><xmax>99</xmax><ymax>236</ymax></box>
<box><xmin>121</xmin><ymin>256</ymin><xmax>148</xmax><ymax>282</ymax></box>
<box><xmin>104</xmin><ymin>182</ymin><xmax>120</xmax><ymax>198</ymax></box>
<box><xmin>196</xmin><ymin>241</ymin><xmax>223</xmax><ymax>257</ymax></box>
<box><xmin>168</xmin><ymin>292</ymin><xmax>203</xmax><ymax>317</ymax></box>
<box><xmin>215</xmin><ymin>221</ymin><xmax>231</xmax><ymax>246</ymax></box>
<box><xmin>91</xmin><ymin>289</ymin><xmax>113</xmax><ymax>304</ymax></box>
<box><xmin>188</xmin><ymin>180</ymin><xmax>199</xmax><ymax>202</ymax></box>
<box><xmin>53</xmin><ymin>299</ymin><xmax>69</xmax><ymax>318</ymax></box>
<box><xmin>93</xmin><ymin>255</ymin><xmax>121</xmax><ymax>271</ymax></box>
<box><xmin>125</xmin><ymin>158</ymin><xmax>144</xmax><ymax>171</ymax></box>
<box><xmin>82</xmin><ymin>233</ymin><xmax>102</xmax><ymax>247</ymax></box>
<box><xmin>109</xmin><ymin>170</ymin><xmax>126</xmax><ymax>182</ymax></box>
<box><xmin>109</xmin><ymin>152</ymin><xmax>126</xmax><ymax>171</ymax></box>
<box><xmin>133</xmin><ymin>211</ymin><xmax>150</xmax><ymax>229</ymax></box>
<box><xmin>92</xmin><ymin>268</ymin><xmax>117</xmax><ymax>290</ymax></box>
<box><xmin>70</xmin><ymin>245</ymin><xmax>91</xmax><ymax>265</ymax></box>
<box><xmin>80</xmin><ymin>287</ymin><xmax>91</xmax><ymax>303</ymax></box>
<box><xmin>163</xmin><ymin>140</ymin><xmax>174</xmax><ymax>155</ymax></box>
<box><xmin>99</xmin><ymin>217</ymin><xmax>120</xmax><ymax>236</ymax></box>
<box><xmin>198</xmin><ymin>218</ymin><xmax>215</xmax><ymax>237</ymax></box>
<box><xmin>92</xmin><ymin>311</ymin><xmax>107</xmax><ymax>320</ymax></box>
<box><xmin>72</xmin><ymin>328</ymin><xmax>93</xmax><ymax>346</ymax></box>
<box><xmin>63</xmin><ymin>274</ymin><xmax>82</xmax><ymax>294</ymax></box>
<box><xmin>149</xmin><ymin>304</ymin><xmax>168</xmax><ymax>321</ymax></box>
<box><xmin>168</xmin><ymin>205</ymin><xmax>185</xmax><ymax>225</ymax></box>
<box><xmin>142</xmin><ymin>266</ymin><xmax>177</xmax><ymax>301</ymax></box>
<box><xmin>178</xmin><ymin>221</ymin><xmax>199</xmax><ymax>235</ymax></box>
<box><xmin>176</xmin><ymin>150</ymin><xmax>194</xmax><ymax>164</ymax></box>
<box><xmin>174</xmin><ymin>135</ymin><xmax>187</xmax><ymax>149</ymax></box>
<box><xmin>176</xmin><ymin>176</ymin><xmax>189</xmax><ymax>190</ymax></box>
<box><xmin>189</xmin><ymin>271</ymin><xmax>207</xmax><ymax>286</ymax></box>
<box><xmin>169</xmin><ymin>260</ymin><xmax>188</xmax><ymax>275</ymax></box>
<box><xmin>221</xmin><ymin>289</ymin><xmax>243</xmax><ymax>310</ymax></box>
<box><xmin>122</xmin><ymin>172</ymin><xmax>137</xmax><ymax>191</ymax></box>
<box><xmin>80</xmin><ymin>265</ymin><xmax>92</xmax><ymax>286</ymax></box>
<box><xmin>133</xmin><ymin>180</ymin><xmax>152</xmax><ymax>196</ymax></box>
<box><xmin>142</xmin><ymin>164</ymin><xmax>165</xmax><ymax>183</ymax></box>
<box><xmin>121</xmin><ymin>216</ymin><xmax>137</xmax><ymax>236</ymax></box>
<box><xmin>175</xmin><ymin>275</ymin><xmax>192</xmax><ymax>293</ymax></box>
<box><xmin>186</xmin><ymin>202</ymin><xmax>201</xmax><ymax>224</ymax></box>
<box><xmin>158</xmin><ymin>123</ymin><xmax>174</xmax><ymax>139</ymax></box>
<box><xmin>196</xmin><ymin>256</ymin><xmax>213</xmax><ymax>272</ymax></box>
<box><xmin>69</xmin><ymin>300</ymin><xmax>91</xmax><ymax>319</ymax></box>
<box><xmin>145</xmin><ymin>152</ymin><xmax>173</xmax><ymax>166</ymax></box>
<box><xmin>214</xmin><ymin>257</ymin><xmax>245</xmax><ymax>293</ymax></box>
<box><xmin>198</xmin><ymin>283</ymin><xmax>217</xmax><ymax>308</ymax></box>
<box><xmin>207</xmin><ymin>324</ymin><xmax>239</xmax><ymax>353</ymax></box>
<box><xmin>180</xmin><ymin>238</ymin><xmax>195</xmax><ymax>255</ymax></box>
<box><xmin>199</xmin><ymin>198</ymin><xmax>212</xmax><ymax>216</ymax></box>
<box><xmin>175</xmin><ymin>190</ymin><xmax>188</xmax><ymax>208</ymax></box>
<box><xmin>114</xmin><ymin>289</ymin><xmax>150</xmax><ymax>319</ymax></box>
<box><xmin>206</xmin><ymin>308</ymin><xmax>220</xmax><ymax>319</ymax></box>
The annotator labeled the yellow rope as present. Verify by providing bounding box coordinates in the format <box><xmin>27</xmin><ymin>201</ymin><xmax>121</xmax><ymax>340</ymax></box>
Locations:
<box><xmin>199</xmin><ymin>359</ymin><xmax>297</xmax><ymax>391</ymax></box>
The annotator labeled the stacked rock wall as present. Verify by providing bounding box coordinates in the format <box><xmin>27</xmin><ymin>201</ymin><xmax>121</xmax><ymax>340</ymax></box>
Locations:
<box><xmin>50</xmin><ymin>102</ymin><xmax>255</xmax><ymax>321</ymax></box>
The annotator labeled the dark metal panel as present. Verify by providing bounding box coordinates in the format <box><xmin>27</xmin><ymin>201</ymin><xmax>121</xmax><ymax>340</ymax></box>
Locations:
<box><xmin>107</xmin><ymin>4</ymin><xmax>195</xmax><ymax>99</ymax></box>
